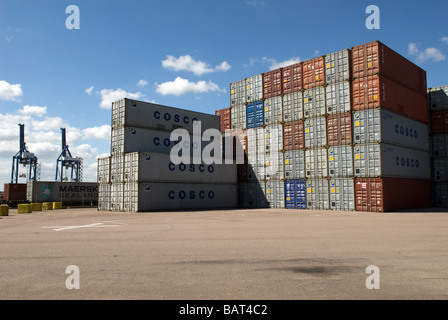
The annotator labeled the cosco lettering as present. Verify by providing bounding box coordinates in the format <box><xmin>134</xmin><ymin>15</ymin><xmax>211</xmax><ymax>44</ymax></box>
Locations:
<box><xmin>153</xmin><ymin>110</ymin><xmax>199</xmax><ymax>125</ymax></box>
<box><xmin>168</xmin><ymin>190</ymin><xmax>215</xmax><ymax>200</ymax></box>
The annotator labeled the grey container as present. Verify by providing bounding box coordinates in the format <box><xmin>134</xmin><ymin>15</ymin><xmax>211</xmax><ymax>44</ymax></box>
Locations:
<box><xmin>231</xmin><ymin>104</ymin><xmax>247</xmax><ymax>130</ymax></box>
<box><xmin>247</xmin><ymin>181</ymin><xmax>268</xmax><ymax>208</ymax></box>
<box><xmin>98</xmin><ymin>156</ymin><xmax>111</xmax><ymax>184</ymax></box>
<box><xmin>122</xmin><ymin>182</ymin><xmax>237</xmax><ymax>212</ymax></box>
<box><xmin>265</xmin><ymin>152</ymin><xmax>284</xmax><ymax>180</ymax></box>
<box><xmin>110</xmin><ymin>182</ymin><xmax>124</xmax><ymax>212</ymax></box>
<box><xmin>247</xmin><ymin>152</ymin><xmax>265</xmax><ymax>182</ymax></box>
<box><xmin>431</xmin><ymin>158</ymin><xmax>447</xmax><ymax>182</ymax></box>
<box><xmin>353</xmin><ymin>143</ymin><xmax>430</xmax><ymax>179</ymax></box>
<box><xmin>231</xmin><ymin>80</ymin><xmax>247</xmax><ymax>107</ymax></box>
<box><xmin>304</xmin><ymin>117</ymin><xmax>327</xmax><ymax>148</ymax></box>
<box><xmin>306</xmin><ymin>179</ymin><xmax>329</xmax><ymax>210</ymax></box>
<box><xmin>246</xmin><ymin>74</ymin><xmax>263</xmax><ymax>103</ymax></box>
<box><xmin>303</xmin><ymin>87</ymin><xmax>326</xmax><ymax>118</ymax></box>
<box><xmin>98</xmin><ymin>183</ymin><xmax>111</xmax><ymax>211</ymax></box>
<box><xmin>284</xmin><ymin>150</ymin><xmax>305</xmax><ymax>179</ymax></box>
<box><xmin>430</xmin><ymin>134</ymin><xmax>448</xmax><ymax>158</ymax></box>
<box><xmin>329</xmin><ymin>178</ymin><xmax>355</xmax><ymax>211</ymax></box>
<box><xmin>428</xmin><ymin>86</ymin><xmax>448</xmax><ymax>110</ymax></box>
<box><xmin>123</xmin><ymin>152</ymin><xmax>237</xmax><ymax>184</ymax></box>
<box><xmin>111</xmin><ymin>98</ymin><xmax>219</xmax><ymax>134</ymax></box>
<box><xmin>110</xmin><ymin>155</ymin><xmax>125</xmax><ymax>183</ymax></box>
<box><xmin>305</xmin><ymin>148</ymin><xmax>328</xmax><ymax>178</ymax></box>
<box><xmin>431</xmin><ymin>183</ymin><xmax>448</xmax><ymax>207</ymax></box>
<box><xmin>353</xmin><ymin>109</ymin><xmax>429</xmax><ymax>151</ymax></box>
<box><xmin>265</xmin><ymin>124</ymin><xmax>283</xmax><ymax>153</ymax></box>
<box><xmin>283</xmin><ymin>92</ymin><xmax>304</xmax><ymax>122</ymax></box>
<box><xmin>324</xmin><ymin>49</ymin><xmax>351</xmax><ymax>84</ymax></box>
<box><xmin>264</xmin><ymin>96</ymin><xmax>283</xmax><ymax>125</ymax></box>
<box><xmin>325</xmin><ymin>82</ymin><xmax>351</xmax><ymax>114</ymax></box>
<box><xmin>246</xmin><ymin>128</ymin><xmax>257</xmax><ymax>156</ymax></box>
<box><xmin>265</xmin><ymin>180</ymin><xmax>285</xmax><ymax>208</ymax></box>
<box><xmin>26</xmin><ymin>181</ymin><xmax>98</xmax><ymax>204</ymax></box>
<box><xmin>327</xmin><ymin>145</ymin><xmax>353</xmax><ymax>178</ymax></box>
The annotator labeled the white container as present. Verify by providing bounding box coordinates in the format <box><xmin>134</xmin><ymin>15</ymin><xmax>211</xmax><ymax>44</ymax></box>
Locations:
<box><xmin>353</xmin><ymin>109</ymin><xmax>429</xmax><ymax>151</ymax></box>
<box><xmin>284</xmin><ymin>150</ymin><xmax>305</xmax><ymax>179</ymax></box>
<box><xmin>306</xmin><ymin>179</ymin><xmax>329</xmax><ymax>210</ymax></box>
<box><xmin>265</xmin><ymin>180</ymin><xmax>285</xmax><ymax>208</ymax></box>
<box><xmin>326</xmin><ymin>82</ymin><xmax>351</xmax><ymax>114</ymax></box>
<box><xmin>230</xmin><ymin>80</ymin><xmax>246</xmax><ymax>107</ymax></box>
<box><xmin>98</xmin><ymin>157</ymin><xmax>111</xmax><ymax>184</ymax></box>
<box><xmin>265</xmin><ymin>152</ymin><xmax>284</xmax><ymax>180</ymax></box>
<box><xmin>327</xmin><ymin>145</ymin><xmax>354</xmax><ymax>178</ymax></box>
<box><xmin>265</xmin><ymin>124</ymin><xmax>283</xmax><ymax>153</ymax></box>
<box><xmin>264</xmin><ymin>96</ymin><xmax>283</xmax><ymax>125</ymax></box>
<box><xmin>110</xmin><ymin>155</ymin><xmax>125</xmax><ymax>183</ymax></box>
<box><xmin>305</xmin><ymin>148</ymin><xmax>328</xmax><ymax>178</ymax></box>
<box><xmin>246</xmin><ymin>74</ymin><xmax>263</xmax><ymax>103</ymax></box>
<box><xmin>303</xmin><ymin>87</ymin><xmax>326</xmax><ymax>118</ymax></box>
<box><xmin>428</xmin><ymin>86</ymin><xmax>448</xmax><ymax>111</ymax></box>
<box><xmin>110</xmin><ymin>182</ymin><xmax>124</xmax><ymax>212</ymax></box>
<box><xmin>98</xmin><ymin>183</ymin><xmax>111</xmax><ymax>211</ymax></box>
<box><xmin>329</xmin><ymin>178</ymin><xmax>355</xmax><ymax>211</ymax></box>
<box><xmin>246</xmin><ymin>128</ymin><xmax>257</xmax><ymax>156</ymax></box>
<box><xmin>353</xmin><ymin>143</ymin><xmax>431</xmax><ymax>179</ymax></box>
<box><xmin>324</xmin><ymin>49</ymin><xmax>351</xmax><ymax>84</ymax></box>
<box><xmin>231</xmin><ymin>104</ymin><xmax>247</xmax><ymax>130</ymax></box>
<box><xmin>283</xmin><ymin>92</ymin><xmax>304</xmax><ymax>122</ymax></box>
<box><xmin>304</xmin><ymin>117</ymin><xmax>327</xmax><ymax>148</ymax></box>
<box><xmin>26</xmin><ymin>181</ymin><xmax>98</xmax><ymax>204</ymax></box>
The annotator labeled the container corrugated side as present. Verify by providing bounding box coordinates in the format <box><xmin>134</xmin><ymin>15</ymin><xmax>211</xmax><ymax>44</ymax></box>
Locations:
<box><xmin>327</xmin><ymin>113</ymin><xmax>352</xmax><ymax>146</ymax></box>
<box><xmin>328</xmin><ymin>145</ymin><xmax>353</xmax><ymax>178</ymax></box>
<box><xmin>353</xmin><ymin>109</ymin><xmax>429</xmax><ymax>151</ymax></box>
<box><xmin>265</xmin><ymin>152</ymin><xmax>284</xmax><ymax>180</ymax></box>
<box><xmin>431</xmin><ymin>158</ymin><xmax>447</xmax><ymax>182</ymax></box>
<box><xmin>98</xmin><ymin>156</ymin><xmax>111</xmax><ymax>184</ymax></box>
<box><xmin>355</xmin><ymin>177</ymin><xmax>431</xmax><ymax>212</ymax></box>
<box><xmin>428</xmin><ymin>86</ymin><xmax>448</xmax><ymax>111</ymax></box>
<box><xmin>432</xmin><ymin>183</ymin><xmax>448</xmax><ymax>207</ymax></box>
<box><xmin>430</xmin><ymin>110</ymin><xmax>448</xmax><ymax>134</ymax></box>
<box><xmin>246</xmin><ymin>74</ymin><xmax>263</xmax><ymax>103</ymax></box>
<box><xmin>283</xmin><ymin>92</ymin><xmax>303</xmax><ymax>122</ymax></box>
<box><xmin>246</xmin><ymin>101</ymin><xmax>264</xmax><ymax>129</ymax></box>
<box><xmin>26</xmin><ymin>181</ymin><xmax>98</xmax><ymax>204</ymax></box>
<box><xmin>264</xmin><ymin>96</ymin><xmax>283</xmax><ymax>125</ymax></box>
<box><xmin>230</xmin><ymin>80</ymin><xmax>246</xmax><ymax>107</ymax></box>
<box><xmin>110</xmin><ymin>182</ymin><xmax>124</xmax><ymax>212</ymax></box>
<box><xmin>110</xmin><ymin>155</ymin><xmax>124</xmax><ymax>183</ymax></box>
<box><xmin>353</xmin><ymin>143</ymin><xmax>430</xmax><ymax>179</ymax></box>
<box><xmin>430</xmin><ymin>134</ymin><xmax>448</xmax><ymax>158</ymax></box>
<box><xmin>306</xmin><ymin>179</ymin><xmax>329</xmax><ymax>210</ymax></box>
<box><xmin>3</xmin><ymin>183</ymin><xmax>27</xmax><ymax>202</ymax></box>
<box><xmin>265</xmin><ymin>180</ymin><xmax>285</xmax><ymax>208</ymax></box>
<box><xmin>98</xmin><ymin>183</ymin><xmax>111</xmax><ymax>211</ymax></box>
<box><xmin>285</xmin><ymin>179</ymin><xmax>306</xmax><ymax>209</ymax></box>
<box><xmin>304</xmin><ymin>117</ymin><xmax>327</xmax><ymax>148</ymax></box>
<box><xmin>303</xmin><ymin>87</ymin><xmax>326</xmax><ymax>118</ymax></box>
<box><xmin>247</xmin><ymin>181</ymin><xmax>268</xmax><ymax>208</ymax></box>
<box><xmin>265</xmin><ymin>124</ymin><xmax>283</xmax><ymax>153</ymax></box>
<box><xmin>231</xmin><ymin>104</ymin><xmax>247</xmax><ymax>130</ymax></box>
<box><xmin>263</xmin><ymin>69</ymin><xmax>282</xmax><ymax>98</ymax></box>
<box><xmin>324</xmin><ymin>49</ymin><xmax>351</xmax><ymax>84</ymax></box>
<box><xmin>325</xmin><ymin>82</ymin><xmax>351</xmax><ymax>114</ymax></box>
<box><xmin>329</xmin><ymin>178</ymin><xmax>355</xmax><ymax>211</ymax></box>
<box><xmin>215</xmin><ymin>107</ymin><xmax>231</xmax><ymax>133</ymax></box>
<box><xmin>284</xmin><ymin>150</ymin><xmax>305</xmax><ymax>179</ymax></box>
<box><xmin>283</xmin><ymin>120</ymin><xmax>304</xmax><ymax>150</ymax></box>
<box><xmin>305</xmin><ymin>148</ymin><xmax>328</xmax><ymax>178</ymax></box>
<box><xmin>303</xmin><ymin>57</ymin><xmax>325</xmax><ymax>89</ymax></box>
<box><xmin>282</xmin><ymin>62</ymin><xmax>303</xmax><ymax>94</ymax></box>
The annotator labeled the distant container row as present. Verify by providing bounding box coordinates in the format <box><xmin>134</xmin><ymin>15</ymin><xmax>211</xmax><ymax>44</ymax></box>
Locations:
<box><xmin>230</xmin><ymin>41</ymin><xmax>427</xmax><ymax>106</ymax></box>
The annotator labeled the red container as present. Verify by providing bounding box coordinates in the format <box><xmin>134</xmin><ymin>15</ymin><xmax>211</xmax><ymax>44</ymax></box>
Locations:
<box><xmin>302</xmin><ymin>57</ymin><xmax>325</xmax><ymax>89</ymax></box>
<box><xmin>3</xmin><ymin>183</ymin><xmax>27</xmax><ymax>202</ymax></box>
<box><xmin>215</xmin><ymin>107</ymin><xmax>231</xmax><ymax>133</ymax></box>
<box><xmin>283</xmin><ymin>120</ymin><xmax>304</xmax><ymax>150</ymax></box>
<box><xmin>351</xmin><ymin>41</ymin><xmax>427</xmax><ymax>96</ymax></box>
<box><xmin>352</xmin><ymin>74</ymin><xmax>428</xmax><ymax>124</ymax></box>
<box><xmin>355</xmin><ymin>178</ymin><xmax>431</xmax><ymax>212</ymax></box>
<box><xmin>327</xmin><ymin>113</ymin><xmax>352</xmax><ymax>146</ymax></box>
<box><xmin>282</xmin><ymin>62</ymin><xmax>303</xmax><ymax>94</ymax></box>
<box><xmin>430</xmin><ymin>110</ymin><xmax>448</xmax><ymax>134</ymax></box>
<box><xmin>263</xmin><ymin>69</ymin><xmax>282</xmax><ymax>98</ymax></box>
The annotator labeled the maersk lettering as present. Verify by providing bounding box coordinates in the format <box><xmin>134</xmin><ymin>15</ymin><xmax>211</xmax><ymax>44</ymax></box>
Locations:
<box><xmin>59</xmin><ymin>186</ymin><xmax>98</xmax><ymax>193</ymax></box>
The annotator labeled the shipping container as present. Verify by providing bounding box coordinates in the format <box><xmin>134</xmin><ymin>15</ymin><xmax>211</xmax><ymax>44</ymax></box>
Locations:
<box><xmin>327</xmin><ymin>113</ymin><xmax>352</xmax><ymax>146</ymax></box>
<box><xmin>351</xmin><ymin>41</ymin><xmax>427</xmax><ymax>96</ymax></box>
<box><xmin>237</xmin><ymin>161</ymin><xmax>248</xmax><ymax>182</ymax></box>
<box><xmin>353</xmin><ymin>109</ymin><xmax>429</xmax><ymax>151</ymax></box>
<box><xmin>230</xmin><ymin>79</ymin><xmax>246</xmax><ymax>107</ymax></box>
<box><xmin>98</xmin><ymin>157</ymin><xmax>111</xmax><ymax>184</ymax></box>
<box><xmin>324</xmin><ymin>49</ymin><xmax>351</xmax><ymax>84</ymax></box>
<box><xmin>428</xmin><ymin>86</ymin><xmax>448</xmax><ymax>111</ymax></box>
<box><xmin>285</xmin><ymin>179</ymin><xmax>306</xmax><ymax>209</ymax></box>
<box><xmin>304</xmin><ymin>117</ymin><xmax>327</xmax><ymax>148</ymax></box>
<box><xmin>215</xmin><ymin>107</ymin><xmax>231</xmax><ymax>133</ymax></box>
<box><xmin>283</xmin><ymin>120</ymin><xmax>304</xmax><ymax>150</ymax></box>
<box><xmin>328</xmin><ymin>145</ymin><xmax>354</xmax><ymax>178</ymax></box>
<box><xmin>263</xmin><ymin>69</ymin><xmax>282</xmax><ymax>98</ymax></box>
<box><xmin>303</xmin><ymin>87</ymin><xmax>326</xmax><ymax>118</ymax></box>
<box><xmin>264</xmin><ymin>96</ymin><xmax>283</xmax><ymax>125</ymax></box>
<box><xmin>3</xmin><ymin>183</ymin><xmax>27</xmax><ymax>202</ymax></box>
<box><xmin>221</xmin><ymin>130</ymin><xmax>247</xmax><ymax>162</ymax></box>
<box><xmin>111</xmin><ymin>98</ymin><xmax>220</xmax><ymax>134</ymax></box>
<box><xmin>282</xmin><ymin>62</ymin><xmax>303</xmax><ymax>94</ymax></box>
<box><xmin>265</xmin><ymin>124</ymin><xmax>283</xmax><ymax>153</ymax></box>
<box><xmin>246</xmin><ymin>128</ymin><xmax>257</xmax><ymax>156</ymax></box>
<box><xmin>26</xmin><ymin>181</ymin><xmax>98</xmax><ymax>205</ymax></box>
<box><xmin>354</xmin><ymin>177</ymin><xmax>431</xmax><ymax>212</ymax></box>
<box><xmin>430</xmin><ymin>110</ymin><xmax>448</xmax><ymax>134</ymax></box>
<box><xmin>353</xmin><ymin>143</ymin><xmax>430</xmax><ymax>179</ymax></box>
<box><xmin>110</xmin><ymin>182</ymin><xmax>124</xmax><ymax>212</ymax></box>
<box><xmin>247</xmin><ymin>181</ymin><xmax>268</xmax><ymax>208</ymax></box>
<box><xmin>306</xmin><ymin>179</ymin><xmax>329</xmax><ymax>210</ymax></box>
<box><xmin>283</xmin><ymin>92</ymin><xmax>304</xmax><ymax>122</ymax></box>
<box><xmin>230</xmin><ymin>104</ymin><xmax>247</xmax><ymax>130</ymax></box>
<box><xmin>352</xmin><ymin>74</ymin><xmax>428</xmax><ymax>124</ymax></box>
<box><xmin>431</xmin><ymin>183</ymin><xmax>448</xmax><ymax>207</ymax></box>
<box><xmin>246</xmin><ymin>101</ymin><xmax>264</xmax><ymax>129</ymax></box>
<box><xmin>246</xmin><ymin>74</ymin><xmax>263</xmax><ymax>103</ymax></box>
<box><xmin>284</xmin><ymin>150</ymin><xmax>305</xmax><ymax>180</ymax></box>
<box><xmin>98</xmin><ymin>183</ymin><xmax>111</xmax><ymax>211</ymax></box>
<box><xmin>110</xmin><ymin>155</ymin><xmax>125</xmax><ymax>183</ymax></box>
<box><xmin>329</xmin><ymin>178</ymin><xmax>355</xmax><ymax>211</ymax></box>
<box><xmin>431</xmin><ymin>158</ymin><xmax>447</xmax><ymax>182</ymax></box>
<box><xmin>265</xmin><ymin>180</ymin><xmax>285</xmax><ymax>208</ymax></box>
<box><xmin>303</xmin><ymin>57</ymin><xmax>325</xmax><ymax>89</ymax></box>
<box><xmin>255</xmin><ymin>152</ymin><xmax>266</xmax><ymax>181</ymax></box>
<box><xmin>305</xmin><ymin>148</ymin><xmax>328</xmax><ymax>178</ymax></box>
<box><xmin>326</xmin><ymin>81</ymin><xmax>351</xmax><ymax>114</ymax></box>
<box><xmin>265</xmin><ymin>152</ymin><xmax>284</xmax><ymax>180</ymax></box>
<box><xmin>430</xmin><ymin>134</ymin><xmax>448</xmax><ymax>158</ymax></box>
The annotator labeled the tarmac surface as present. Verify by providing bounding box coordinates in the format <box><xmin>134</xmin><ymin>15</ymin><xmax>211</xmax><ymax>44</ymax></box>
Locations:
<box><xmin>1</xmin><ymin>206</ymin><xmax>447</xmax><ymax>300</ymax></box>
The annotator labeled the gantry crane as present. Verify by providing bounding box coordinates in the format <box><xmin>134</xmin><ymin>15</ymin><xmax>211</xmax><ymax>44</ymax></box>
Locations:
<box><xmin>11</xmin><ymin>124</ymin><xmax>39</xmax><ymax>183</ymax></box>
<box><xmin>55</xmin><ymin>128</ymin><xmax>83</xmax><ymax>182</ymax></box>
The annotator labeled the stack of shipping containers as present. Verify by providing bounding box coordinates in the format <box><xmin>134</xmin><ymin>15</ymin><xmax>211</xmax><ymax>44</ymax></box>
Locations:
<box><xmin>220</xmin><ymin>40</ymin><xmax>431</xmax><ymax>212</ymax></box>
<box><xmin>428</xmin><ymin>86</ymin><xmax>448</xmax><ymax>207</ymax></box>
<box><xmin>98</xmin><ymin>98</ymin><xmax>238</xmax><ymax>212</ymax></box>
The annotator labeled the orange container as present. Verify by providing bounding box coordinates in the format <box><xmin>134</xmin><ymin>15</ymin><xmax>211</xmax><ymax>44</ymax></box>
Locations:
<box><xmin>282</xmin><ymin>62</ymin><xmax>303</xmax><ymax>94</ymax></box>
<box><xmin>327</xmin><ymin>113</ymin><xmax>352</xmax><ymax>146</ymax></box>
<box><xmin>302</xmin><ymin>57</ymin><xmax>325</xmax><ymax>89</ymax></box>
<box><xmin>215</xmin><ymin>108</ymin><xmax>231</xmax><ymax>133</ymax></box>
<box><xmin>263</xmin><ymin>69</ymin><xmax>282</xmax><ymax>98</ymax></box>
<box><xmin>283</xmin><ymin>120</ymin><xmax>304</xmax><ymax>150</ymax></box>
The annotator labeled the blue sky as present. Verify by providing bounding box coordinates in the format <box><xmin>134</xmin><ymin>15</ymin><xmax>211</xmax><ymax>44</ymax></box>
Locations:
<box><xmin>0</xmin><ymin>0</ymin><xmax>447</xmax><ymax>188</ymax></box>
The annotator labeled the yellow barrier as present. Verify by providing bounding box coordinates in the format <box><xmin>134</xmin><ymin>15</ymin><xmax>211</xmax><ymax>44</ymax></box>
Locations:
<box><xmin>0</xmin><ymin>205</ymin><xmax>8</xmax><ymax>216</ymax></box>
<box><xmin>53</xmin><ymin>202</ymin><xmax>63</xmax><ymax>210</ymax></box>
<box><xmin>17</xmin><ymin>204</ymin><xmax>32</xmax><ymax>214</ymax></box>
<box><xmin>42</xmin><ymin>202</ymin><xmax>53</xmax><ymax>210</ymax></box>
<box><xmin>31</xmin><ymin>203</ymin><xmax>42</xmax><ymax>211</ymax></box>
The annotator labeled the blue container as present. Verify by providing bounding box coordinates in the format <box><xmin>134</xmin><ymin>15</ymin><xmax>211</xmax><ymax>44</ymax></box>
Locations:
<box><xmin>254</xmin><ymin>101</ymin><xmax>264</xmax><ymax>128</ymax></box>
<box><xmin>246</xmin><ymin>103</ymin><xmax>255</xmax><ymax>129</ymax></box>
<box><xmin>285</xmin><ymin>179</ymin><xmax>306</xmax><ymax>209</ymax></box>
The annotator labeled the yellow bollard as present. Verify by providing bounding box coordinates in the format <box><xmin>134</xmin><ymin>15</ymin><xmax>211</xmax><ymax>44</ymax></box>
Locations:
<box><xmin>17</xmin><ymin>204</ymin><xmax>32</xmax><ymax>213</ymax></box>
<box><xmin>42</xmin><ymin>202</ymin><xmax>53</xmax><ymax>211</ymax></box>
<box><xmin>53</xmin><ymin>202</ymin><xmax>63</xmax><ymax>210</ymax></box>
<box><xmin>31</xmin><ymin>203</ymin><xmax>42</xmax><ymax>212</ymax></box>
<box><xmin>0</xmin><ymin>205</ymin><xmax>8</xmax><ymax>216</ymax></box>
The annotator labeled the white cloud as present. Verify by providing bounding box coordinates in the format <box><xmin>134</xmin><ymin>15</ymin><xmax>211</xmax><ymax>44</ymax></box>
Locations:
<box><xmin>82</xmin><ymin>125</ymin><xmax>111</xmax><ymax>141</ymax></box>
<box><xmin>31</xmin><ymin>116</ymin><xmax>67</xmax><ymax>131</ymax></box>
<box><xmin>155</xmin><ymin>77</ymin><xmax>225</xmax><ymax>96</ymax></box>
<box><xmin>408</xmin><ymin>43</ymin><xmax>446</xmax><ymax>63</ymax></box>
<box><xmin>137</xmin><ymin>79</ymin><xmax>148</xmax><ymax>88</ymax></box>
<box><xmin>0</xmin><ymin>80</ymin><xmax>23</xmax><ymax>101</ymax></box>
<box><xmin>262</xmin><ymin>56</ymin><xmax>302</xmax><ymax>70</ymax></box>
<box><xmin>85</xmin><ymin>86</ymin><xmax>94</xmax><ymax>95</ymax></box>
<box><xmin>441</xmin><ymin>37</ymin><xmax>448</xmax><ymax>44</ymax></box>
<box><xmin>161</xmin><ymin>55</ymin><xmax>231</xmax><ymax>76</ymax></box>
<box><xmin>98</xmin><ymin>88</ymin><xmax>145</xmax><ymax>109</ymax></box>
<box><xmin>314</xmin><ymin>50</ymin><xmax>321</xmax><ymax>56</ymax></box>
<box><xmin>18</xmin><ymin>105</ymin><xmax>47</xmax><ymax>117</ymax></box>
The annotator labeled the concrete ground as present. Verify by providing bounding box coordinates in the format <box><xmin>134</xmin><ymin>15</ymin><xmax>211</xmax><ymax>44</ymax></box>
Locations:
<box><xmin>0</xmin><ymin>207</ymin><xmax>447</xmax><ymax>300</ymax></box>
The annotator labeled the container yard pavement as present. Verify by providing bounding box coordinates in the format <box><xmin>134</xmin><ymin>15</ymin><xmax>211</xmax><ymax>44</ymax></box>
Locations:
<box><xmin>1</xmin><ymin>207</ymin><xmax>448</xmax><ymax>300</ymax></box>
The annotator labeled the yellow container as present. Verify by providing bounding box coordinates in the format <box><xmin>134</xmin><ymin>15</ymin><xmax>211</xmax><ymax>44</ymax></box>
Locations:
<box><xmin>42</xmin><ymin>202</ymin><xmax>53</xmax><ymax>210</ymax></box>
<box><xmin>17</xmin><ymin>204</ymin><xmax>32</xmax><ymax>213</ymax></box>
<box><xmin>53</xmin><ymin>202</ymin><xmax>63</xmax><ymax>210</ymax></box>
<box><xmin>0</xmin><ymin>205</ymin><xmax>8</xmax><ymax>216</ymax></box>
<box><xmin>31</xmin><ymin>203</ymin><xmax>42</xmax><ymax>211</ymax></box>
